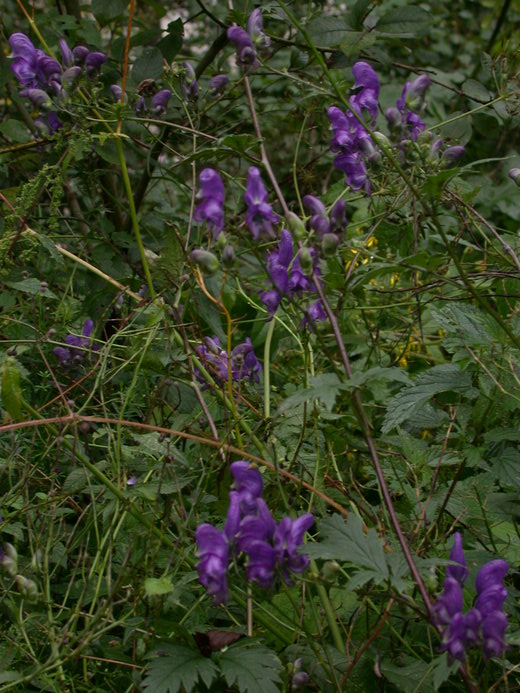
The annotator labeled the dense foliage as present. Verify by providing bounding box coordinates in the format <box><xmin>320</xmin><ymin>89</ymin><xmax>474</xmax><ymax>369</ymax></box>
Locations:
<box><xmin>1</xmin><ymin>0</ymin><xmax>520</xmax><ymax>691</ymax></box>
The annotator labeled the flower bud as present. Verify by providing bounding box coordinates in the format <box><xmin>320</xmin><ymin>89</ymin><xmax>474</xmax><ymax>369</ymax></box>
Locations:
<box><xmin>24</xmin><ymin>88</ymin><xmax>52</xmax><ymax>110</ymax></box>
<box><xmin>286</xmin><ymin>212</ymin><xmax>307</xmax><ymax>240</ymax></box>
<box><xmin>508</xmin><ymin>168</ymin><xmax>520</xmax><ymax>186</ymax></box>
<box><xmin>209</xmin><ymin>74</ymin><xmax>228</xmax><ymax>94</ymax></box>
<box><xmin>62</xmin><ymin>66</ymin><xmax>82</xmax><ymax>89</ymax></box>
<box><xmin>371</xmin><ymin>131</ymin><xmax>391</xmax><ymax>153</ymax></box>
<box><xmin>442</xmin><ymin>145</ymin><xmax>465</xmax><ymax>165</ymax></box>
<box><xmin>405</xmin><ymin>74</ymin><xmax>430</xmax><ymax>111</ymax></box>
<box><xmin>385</xmin><ymin>106</ymin><xmax>401</xmax><ymax>131</ymax></box>
<box><xmin>190</xmin><ymin>249</ymin><xmax>219</xmax><ymax>275</ymax></box>
<box><xmin>296</xmin><ymin>247</ymin><xmax>313</xmax><ymax>272</ymax></box>
<box><xmin>222</xmin><ymin>244</ymin><xmax>235</xmax><ymax>268</ymax></box>
<box><xmin>15</xmin><ymin>574</ymin><xmax>39</xmax><ymax>601</ymax></box>
<box><xmin>1</xmin><ymin>543</ymin><xmax>18</xmax><ymax>577</ymax></box>
<box><xmin>321</xmin><ymin>560</ymin><xmax>340</xmax><ymax>581</ymax></box>
<box><xmin>321</xmin><ymin>233</ymin><xmax>339</xmax><ymax>257</ymax></box>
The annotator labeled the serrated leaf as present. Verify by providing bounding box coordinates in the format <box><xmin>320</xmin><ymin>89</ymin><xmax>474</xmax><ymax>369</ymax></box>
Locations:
<box><xmin>1</xmin><ymin>358</ymin><xmax>23</xmax><ymax>421</ymax></box>
<box><xmin>62</xmin><ymin>467</ymin><xmax>90</xmax><ymax>494</ymax></box>
<box><xmin>382</xmin><ymin>364</ymin><xmax>477</xmax><ymax>433</ymax></box>
<box><xmin>340</xmin><ymin>31</ymin><xmax>376</xmax><ymax>58</ymax></box>
<box><xmin>276</xmin><ymin>373</ymin><xmax>345</xmax><ymax>415</ymax></box>
<box><xmin>217</xmin><ymin>644</ymin><xmax>281</xmax><ymax>693</ymax></box>
<box><xmin>375</xmin><ymin>7</ymin><xmax>429</xmax><ymax>35</ymax></box>
<box><xmin>158</xmin><ymin>19</ymin><xmax>184</xmax><ymax>62</ymax></box>
<box><xmin>380</xmin><ymin>656</ymin><xmax>436</xmax><ymax>692</ymax></box>
<box><xmin>307</xmin><ymin>16</ymin><xmax>351</xmax><ymax>47</ymax></box>
<box><xmin>307</xmin><ymin>514</ymin><xmax>389</xmax><ymax>581</ymax></box>
<box><xmin>144</xmin><ymin>577</ymin><xmax>174</xmax><ymax>596</ymax></box>
<box><xmin>142</xmin><ymin>645</ymin><xmax>218</xmax><ymax>693</ymax></box>
<box><xmin>5</xmin><ymin>278</ymin><xmax>56</xmax><ymax>298</ymax></box>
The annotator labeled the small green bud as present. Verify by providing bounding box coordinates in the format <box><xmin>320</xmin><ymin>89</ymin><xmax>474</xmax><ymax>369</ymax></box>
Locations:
<box><xmin>372</xmin><ymin>131</ymin><xmax>391</xmax><ymax>152</ymax></box>
<box><xmin>1</xmin><ymin>543</ymin><xmax>18</xmax><ymax>577</ymax></box>
<box><xmin>297</xmin><ymin>247</ymin><xmax>313</xmax><ymax>273</ymax></box>
<box><xmin>321</xmin><ymin>233</ymin><xmax>339</xmax><ymax>257</ymax></box>
<box><xmin>321</xmin><ymin>560</ymin><xmax>340</xmax><ymax>581</ymax></box>
<box><xmin>215</xmin><ymin>231</ymin><xmax>228</xmax><ymax>250</ymax></box>
<box><xmin>286</xmin><ymin>212</ymin><xmax>307</xmax><ymax>240</ymax></box>
<box><xmin>15</xmin><ymin>575</ymin><xmax>39</xmax><ymax>601</ymax></box>
<box><xmin>190</xmin><ymin>249</ymin><xmax>219</xmax><ymax>275</ymax></box>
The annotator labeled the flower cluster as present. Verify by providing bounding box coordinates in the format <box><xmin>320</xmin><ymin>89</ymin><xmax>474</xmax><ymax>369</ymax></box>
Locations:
<box><xmin>193</xmin><ymin>168</ymin><xmax>226</xmax><ymax>238</ymax></box>
<box><xmin>244</xmin><ymin>167</ymin><xmax>279</xmax><ymax>239</ymax></box>
<box><xmin>227</xmin><ymin>9</ymin><xmax>270</xmax><ymax>72</ymax></box>
<box><xmin>328</xmin><ymin>62</ymin><xmax>465</xmax><ymax>193</ymax></box>
<box><xmin>327</xmin><ymin>61</ymin><xmax>381</xmax><ymax>192</ymax></box>
<box><xmin>195</xmin><ymin>336</ymin><xmax>261</xmax><ymax>385</ymax></box>
<box><xmin>433</xmin><ymin>532</ymin><xmax>509</xmax><ymax>661</ymax></box>
<box><xmin>9</xmin><ymin>33</ymin><xmax>106</xmax><ymax>135</ymax></box>
<box><xmin>53</xmin><ymin>319</ymin><xmax>99</xmax><ymax>366</ymax></box>
<box><xmin>260</xmin><ymin>229</ymin><xmax>325</xmax><ymax>322</ymax></box>
<box><xmin>195</xmin><ymin>461</ymin><xmax>314</xmax><ymax>603</ymax></box>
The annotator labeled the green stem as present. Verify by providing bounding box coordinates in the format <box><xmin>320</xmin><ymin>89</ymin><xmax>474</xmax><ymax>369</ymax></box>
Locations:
<box><xmin>310</xmin><ymin>560</ymin><xmax>345</xmax><ymax>652</ymax></box>
<box><xmin>115</xmin><ymin>137</ymin><xmax>156</xmax><ymax>299</ymax></box>
<box><xmin>263</xmin><ymin>316</ymin><xmax>276</xmax><ymax>419</ymax></box>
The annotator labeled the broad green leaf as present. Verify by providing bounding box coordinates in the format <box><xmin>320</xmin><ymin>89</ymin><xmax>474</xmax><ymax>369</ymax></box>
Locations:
<box><xmin>306</xmin><ymin>514</ymin><xmax>389</xmax><ymax>582</ymax></box>
<box><xmin>158</xmin><ymin>19</ymin><xmax>184</xmax><ymax>62</ymax></box>
<box><xmin>1</xmin><ymin>358</ymin><xmax>23</xmax><ymax>421</ymax></box>
<box><xmin>307</xmin><ymin>16</ymin><xmax>351</xmax><ymax>47</ymax></box>
<box><xmin>382</xmin><ymin>364</ymin><xmax>477</xmax><ymax>433</ymax></box>
<box><xmin>0</xmin><ymin>119</ymin><xmax>32</xmax><ymax>143</ymax></box>
<box><xmin>5</xmin><ymin>278</ymin><xmax>56</xmax><ymax>298</ymax></box>
<box><xmin>375</xmin><ymin>7</ymin><xmax>429</xmax><ymax>35</ymax></box>
<box><xmin>276</xmin><ymin>373</ymin><xmax>345</xmax><ymax>415</ymax></box>
<box><xmin>91</xmin><ymin>0</ymin><xmax>127</xmax><ymax>23</ymax></box>
<box><xmin>131</xmin><ymin>48</ymin><xmax>164</xmax><ymax>85</ymax></box>
<box><xmin>380</xmin><ymin>656</ymin><xmax>437</xmax><ymax>692</ymax></box>
<box><xmin>217</xmin><ymin>644</ymin><xmax>281</xmax><ymax>693</ymax></box>
<box><xmin>340</xmin><ymin>31</ymin><xmax>376</xmax><ymax>59</ymax></box>
<box><xmin>142</xmin><ymin>645</ymin><xmax>218</xmax><ymax>693</ymax></box>
<box><xmin>144</xmin><ymin>577</ymin><xmax>174</xmax><ymax>596</ymax></box>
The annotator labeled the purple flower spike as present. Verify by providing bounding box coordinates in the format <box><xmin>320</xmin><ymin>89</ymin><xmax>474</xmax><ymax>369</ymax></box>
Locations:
<box><xmin>152</xmin><ymin>88</ymin><xmax>172</xmax><ymax>116</ymax></box>
<box><xmin>481</xmin><ymin>611</ymin><xmax>508</xmax><ymax>659</ymax></box>
<box><xmin>230</xmin><ymin>461</ymin><xmax>264</xmax><ymax>509</ymax></box>
<box><xmin>350</xmin><ymin>61</ymin><xmax>380</xmax><ymax>125</ymax></box>
<box><xmin>227</xmin><ymin>26</ymin><xmax>258</xmax><ymax>71</ymax></box>
<box><xmin>244</xmin><ymin>167</ymin><xmax>279</xmax><ymax>239</ymax></box>
<box><xmin>440</xmin><ymin>612</ymin><xmax>467</xmax><ymax>661</ymax></box>
<box><xmin>433</xmin><ymin>577</ymin><xmax>464</xmax><ymax>626</ymax></box>
<box><xmin>475</xmin><ymin>560</ymin><xmax>508</xmax><ymax>594</ymax></box>
<box><xmin>209</xmin><ymin>74</ymin><xmax>228</xmax><ymax>94</ymax></box>
<box><xmin>85</xmin><ymin>51</ymin><xmax>106</xmax><ymax>77</ymax></box>
<box><xmin>182</xmin><ymin>61</ymin><xmax>198</xmax><ymax>101</ymax></box>
<box><xmin>446</xmin><ymin>532</ymin><xmax>468</xmax><ymax>585</ymax></box>
<box><xmin>195</xmin><ymin>524</ymin><xmax>229</xmax><ymax>604</ymax></box>
<box><xmin>59</xmin><ymin>39</ymin><xmax>74</xmax><ymax>67</ymax></box>
<box><xmin>193</xmin><ymin>168</ymin><xmax>225</xmax><ymax>238</ymax></box>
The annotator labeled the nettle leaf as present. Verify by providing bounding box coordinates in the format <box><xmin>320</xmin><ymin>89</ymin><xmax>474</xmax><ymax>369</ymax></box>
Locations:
<box><xmin>307</xmin><ymin>16</ymin><xmax>351</xmax><ymax>47</ymax></box>
<box><xmin>216</xmin><ymin>643</ymin><xmax>281</xmax><ymax>693</ymax></box>
<box><xmin>307</xmin><ymin>514</ymin><xmax>389</xmax><ymax>582</ymax></box>
<box><xmin>276</xmin><ymin>373</ymin><xmax>345</xmax><ymax>415</ymax></box>
<box><xmin>375</xmin><ymin>6</ymin><xmax>429</xmax><ymax>35</ymax></box>
<box><xmin>382</xmin><ymin>364</ymin><xmax>477</xmax><ymax>433</ymax></box>
<box><xmin>142</xmin><ymin>644</ymin><xmax>218</xmax><ymax>693</ymax></box>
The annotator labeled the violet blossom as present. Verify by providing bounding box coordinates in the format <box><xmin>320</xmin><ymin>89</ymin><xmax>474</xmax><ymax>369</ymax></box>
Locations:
<box><xmin>195</xmin><ymin>461</ymin><xmax>314</xmax><ymax>603</ymax></box>
<box><xmin>194</xmin><ymin>336</ymin><xmax>262</xmax><ymax>385</ymax></box>
<box><xmin>433</xmin><ymin>533</ymin><xmax>508</xmax><ymax>661</ymax></box>
<box><xmin>209</xmin><ymin>74</ymin><xmax>228</xmax><ymax>94</ymax></box>
<box><xmin>53</xmin><ymin>319</ymin><xmax>99</xmax><ymax>366</ymax></box>
<box><xmin>151</xmin><ymin>88</ymin><xmax>172</xmax><ymax>116</ymax></box>
<box><xmin>193</xmin><ymin>168</ymin><xmax>226</xmax><ymax>238</ymax></box>
<box><xmin>244</xmin><ymin>167</ymin><xmax>279</xmax><ymax>239</ymax></box>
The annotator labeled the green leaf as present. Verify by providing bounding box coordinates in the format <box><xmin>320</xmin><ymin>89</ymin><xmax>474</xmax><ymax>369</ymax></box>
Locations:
<box><xmin>375</xmin><ymin>7</ymin><xmax>429</xmax><ymax>35</ymax></box>
<box><xmin>1</xmin><ymin>358</ymin><xmax>23</xmax><ymax>421</ymax></box>
<box><xmin>0</xmin><ymin>119</ymin><xmax>31</xmax><ymax>143</ymax></box>
<box><xmin>158</xmin><ymin>19</ymin><xmax>184</xmax><ymax>62</ymax></box>
<box><xmin>131</xmin><ymin>48</ymin><xmax>164</xmax><ymax>85</ymax></box>
<box><xmin>307</xmin><ymin>16</ymin><xmax>351</xmax><ymax>47</ymax></box>
<box><xmin>306</xmin><ymin>514</ymin><xmax>389</xmax><ymax>582</ymax></box>
<box><xmin>142</xmin><ymin>645</ymin><xmax>218</xmax><ymax>693</ymax></box>
<box><xmin>0</xmin><ymin>672</ymin><xmax>24</xmax><ymax>684</ymax></box>
<box><xmin>340</xmin><ymin>31</ymin><xmax>376</xmax><ymax>59</ymax></box>
<box><xmin>91</xmin><ymin>0</ymin><xmax>128</xmax><ymax>24</ymax></box>
<box><xmin>382</xmin><ymin>364</ymin><xmax>477</xmax><ymax>433</ymax></box>
<box><xmin>5</xmin><ymin>278</ymin><xmax>56</xmax><ymax>298</ymax></box>
<box><xmin>216</xmin><ymin>644</ymin><xmax>281</xmax><ymax>693</ymax></box>
<box><xmin>144</xmin><ymin>577</ymin><xmax>174</xmax><ymax>596</ymax></box>
<box><xmin>276</xmin><ymin>373</ymin><xmax>345</xmax><ymax>415</ymax></box>
<box><xmin>380</xmin><ymin>656</ymin><xmax>436</xmax><ymax>692</ymax></box>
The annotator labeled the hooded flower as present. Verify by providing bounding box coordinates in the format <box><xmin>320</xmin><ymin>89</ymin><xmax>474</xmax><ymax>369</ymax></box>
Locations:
<box><xmin>193</xmin><ymin>168</ymin><xmax>226</xmax><ymax>238</ymax></box>
<box><xmin>53</xmin><ymin>319</ymin><xmax>99</xmax><ymax>365</ymax></box>
<box><xmin>244</xmin><ymin>167</ymin><xmax>279</xmax><ymax>239</ymax></box>
<box><xmin>194</xmin><ymin>336</ymin><xmax>262</xmax><ymax>386</ymax></box>
<box><xmin>151</xmin><ymin>88</ymin><xmax>172</xmax><ymax>115</ymax></box>
<box><xmin>195</xmin><ymin>524</ymin><xmax>229</xmax><ymax>604</ymax></box>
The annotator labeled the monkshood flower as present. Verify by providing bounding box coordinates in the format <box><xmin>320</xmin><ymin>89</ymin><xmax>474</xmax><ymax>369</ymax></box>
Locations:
<box><xmin>193</xmin><ymin>168</ymin><xmax>226</xmax><ymax>238</ymax></box>
<box><xmin>53</xmin><ymin>319</ymin><xmax>98</xmax><ymax>365</ymax></box>
<box><xmin>194</xmin><ymin>336</ymin><xmax>262</xmax><ymax>385</ymax></box>
<box><xmin>151</xmin><ymin>88</ymin><xmax>172</xmax><ymax>116</ymax></box>
<box><xmin>394</xmin><ymin>74</ymin><xmax>431</xmax><ymax>141</ymax></box>
<box><xmin>195</xmin><ymin>460</ymin><xmax>313</xmax><ymax>602</ymax></box>
<box><xmin>433</xmin><ymin>533</ymin><xmax>508</xmax><ymax>661</ymax></box>
<box><xmin>182</xmin><ymin>61</ymin><xmax>198</xmax><ymax>101</ymax></box>
<box><xmin>227</xmin><ymin>26</ymin><xmax>258</xmax><ymax>71</ymax></box>
<box><xmin>302</xmin><ymin>195</ymin><xmax>348</xmax><ymax>238</ymax></box>
<box><xmin>209</xmin><ymin>74</ymin><xmax>228</xmax><ymax>94</ymax></box>
<box><xmin>244</xmin><ymin>167</ymin><xmax>279</xmax><ymax>239</ymax></box>
<box><xmin>247</xmin><ymin>9</ymin><xmax>271</xmax><ymax>52</ymax></box>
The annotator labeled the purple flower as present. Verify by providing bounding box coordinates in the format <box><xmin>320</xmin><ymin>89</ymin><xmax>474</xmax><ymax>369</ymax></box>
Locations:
<box><xmin>84</xmin><ymin>51</ymin><xmax>106</xmax><ymax>77</ymax></box>
<box><xmin>446</xmin><ymin>532</ymin><xmax>468</xmax><ymax>585</ymax></box>
<box><xmin>273</xmin><ymin>514</ymin><xmax>314</xmax><ymax>578</ymax></box>
<box><xmin>151</xmin><ymin>88</ymin><xmax>172</xmax><ymax>116</ymax></box>
<box><xmin>227</xmin><ymin>26</ymin><xmax>258</xmax><ymax>71</ymax></box>
<box><xmin>481</xmin><ymin>611</ymin><xmax>508</xmax><ymax>659</ymax></box>
<box><xmin>231</xmin><ymin>338</ymin><xmax>262</xmax><ymax>383</ymax></box>
<box><xmin>475</xmin><ymin>559</ymin><xmax>508</xmax><ymax>594</ymax></box>
<box><xmin>193</xmin><ymin>168</ymin><xmax>225</xmax><ymax>238</ymax></box>
<box><xmin>433</xmin><ymin>577</ymin><xmax>464</xmax><ymax>626</ymax></box>
<box><xmin>247</xmin><ymin>9</ymin><xmax>270</xmax><ymax>51</ymax></box>
<box><xmin>442</xmin><ymin>145</ymin><xmax>465</xmax><ymax>165</ymax></box>
<box><xmin>182</xmin><ymin>61</ymin><xmax>198</xmax><ymax>101</ymax></box>
<box><xmin>195</xmin><ymin>524</ymin><xmax>229</xmax><ymax>604</ymax></box>
<box><xmin>110</xmin><ymin>84</ymin><xmax>123</xmax><ymax>102</ymax></box>
<box><xmin>72</xmin><ymin>45</ymin><xmax>89</xmax><ymax>65</ymax></box>
<box><xmin>209</xmin><ymin>74</ymin><xmax>228</xmax><ymax>94</ymax></box>
<box><xmin>53</xmin><ymin>319</ymin><xmax>98</xmax><ymax>365</ymax></box>
<box><xmin>244</xmin><ymin>167</ymin><xmax>279</xmax><ymax>239</ymax></box>
<box><xmin>303</xmin><ymin>195</ymin><xmax>330</xmax><ymax>236</ymax></box>
<box><xmin>59</xmin><ymin>39</ymin><xmax>74</xmax><ymax>67</ymax></box>
<box><xmin>349</xmin><ymin>62</ymin><xmax>380</xmax><ymax>126</ymax></box>
<box><xmin>34</xmin><ymin>111</ymin><xmax>61</xmax><ymax>136</ymax></box>
<box><xmin>440</xmin><ymin>612</ymin><xmax>467</xmax><ymax>661</ymax></box>
<box><xmin>230</xmin><ymin>461</ymin><xmax>263</xmax><ymax>509</ymax></box>
<box><xmin>194</xmin><ymin>336</ymin><xmax>262</xmax><ymax>386</ymax></box>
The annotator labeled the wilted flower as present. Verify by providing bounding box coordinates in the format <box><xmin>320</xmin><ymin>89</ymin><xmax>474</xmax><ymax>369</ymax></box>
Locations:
<box><xmin>244</xmin><ymin>167</ymin><xmax>279</xmax><ymax>239</ymax></box>
<box><xmin>193</xmin><ymin>168</ymin><xmax>226</xmax><ymax>238</ymax></box>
